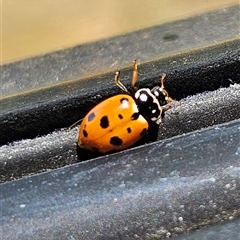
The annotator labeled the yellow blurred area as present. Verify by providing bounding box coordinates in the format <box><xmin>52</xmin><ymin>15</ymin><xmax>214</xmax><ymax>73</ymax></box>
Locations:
<box><xmin>1</xmin><ymin>0</ymin><xmax>238</xmax><ymax>64</ymax></box>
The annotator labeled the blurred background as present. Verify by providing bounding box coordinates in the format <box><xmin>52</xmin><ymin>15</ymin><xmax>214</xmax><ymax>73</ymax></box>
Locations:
<box><xmin>2</xmin><ymin>0</ymin><xmax>238</xmax><ymax>64</ymax></box>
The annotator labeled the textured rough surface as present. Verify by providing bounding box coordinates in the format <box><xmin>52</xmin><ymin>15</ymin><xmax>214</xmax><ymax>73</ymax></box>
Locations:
<box><xmin>1</xmin><ymin>118</ymin><xmax>240</xmax><ymax>239</ymax></box>
<box><xmin>0</xmin><ymin>84</ymin><xmax>240</xmax><ymax>181</ymax></box>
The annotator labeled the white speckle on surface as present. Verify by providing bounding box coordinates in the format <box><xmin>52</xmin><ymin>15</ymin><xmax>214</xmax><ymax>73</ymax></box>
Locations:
<box><xmin>20</xmin><ymin>204</ymin><xmax>26</xmax><ymax>208</ymax></box>
<box><xmin>225</xmin><ymin>166</ymin><xmax>240</xmax><ymax>178</ymax></box>
<box><xmin>178</xmin><ymin>216</ymin><xmax>183</xmax><ymax>222</ymax></box>
<box><xmin>160</xmin><ymin>178</ymin><xmax>168</xmax><ymax>182</ymax></box>
<box><xmin>225</xmin><ymin>183</ymin><xmax>231</xmax><ymax>189</ymax></box>
<box><xmin>174</xmin><ymin>227</ymin><xmax>183</xmax><ymax>233</ymax></box>
<box><xmin>200</xmin><ymin>178</ymin><xmax>216</xmax><ymax>183</ymax></box>
<box><xmin>156</xmin><ymin>227</ymin><xmax>168</xmax><ymax>235</ymax></box>
<box><xmin>235</xmin><ymin>147</ymin><xmax>240</xmax><ymax>155</ymax></box>
<box><xmin>199</xmin><ymin>205</ymin><xmax>205</xmax><ymax>209</ymax></box>
<box><xmin>166</xmin><ymin>232</ymin><xmax>171</xmax><ymax>237</ymax></box>
<box><xmin>41</xmin><ymin>180</ymin><xmax>48</xmax><ymax>185</ymax></box>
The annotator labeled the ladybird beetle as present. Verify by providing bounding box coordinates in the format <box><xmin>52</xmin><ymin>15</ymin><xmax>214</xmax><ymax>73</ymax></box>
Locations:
<box><xmin>78</xmin><ymin>60</ymin><xmax>173</xmax><ymax>153</ymax></box>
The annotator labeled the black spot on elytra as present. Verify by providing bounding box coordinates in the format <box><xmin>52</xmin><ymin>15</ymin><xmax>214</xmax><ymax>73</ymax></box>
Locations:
<box><xmin>140</xmin><ymin>128</ymin><xmax>147</xmax><ymax>136</ymax></box>
<box><xmin>83</xmin><ymin>129</ymin><xmax>88</xmax><ymax>137</ymax></box>
<box><xmin>131</xmin><ymin>112</ymin><xmax>139</xmax><ymax>120</ymax></box>
<box><xmin>110</xmin><ymin>136</ymin><xmax>123</xmax><ymax>146</ymax></box>
<box><xmin>118</xmin><ymin>114</ymin><xmax>123</xmax><ymax>119</ymax></box>
<box><xmin>100</xmin><ymin>116</ymin><xmax>109</xmax><ymax>128</ymax></box>
<box><xmin>127</xmin><ymin>127</ymin><xmax>132</xmax><ymax>133</ymax></box>
<box><xmin>120</xmin><ymin>97</ymin><xmax>129</xmax><ymax>104</ymax></box>
<box><xmin>88</xmin><ymin>112</ymin><xmax>96</xmax><ymax>122</ymax></box>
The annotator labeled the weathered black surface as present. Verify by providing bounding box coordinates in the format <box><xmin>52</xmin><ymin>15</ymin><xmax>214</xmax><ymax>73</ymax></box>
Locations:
<box><xmin>1</xmin><ymin>119</ymin><xmax>240</xmax><ymax>239</ymax></box>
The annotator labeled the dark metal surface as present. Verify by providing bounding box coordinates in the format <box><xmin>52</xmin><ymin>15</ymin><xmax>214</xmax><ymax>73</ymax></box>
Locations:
<box><xmin>1</xmin><ymin>119</ymin><xmax>240</xmax><ymax>239</ymax></box>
